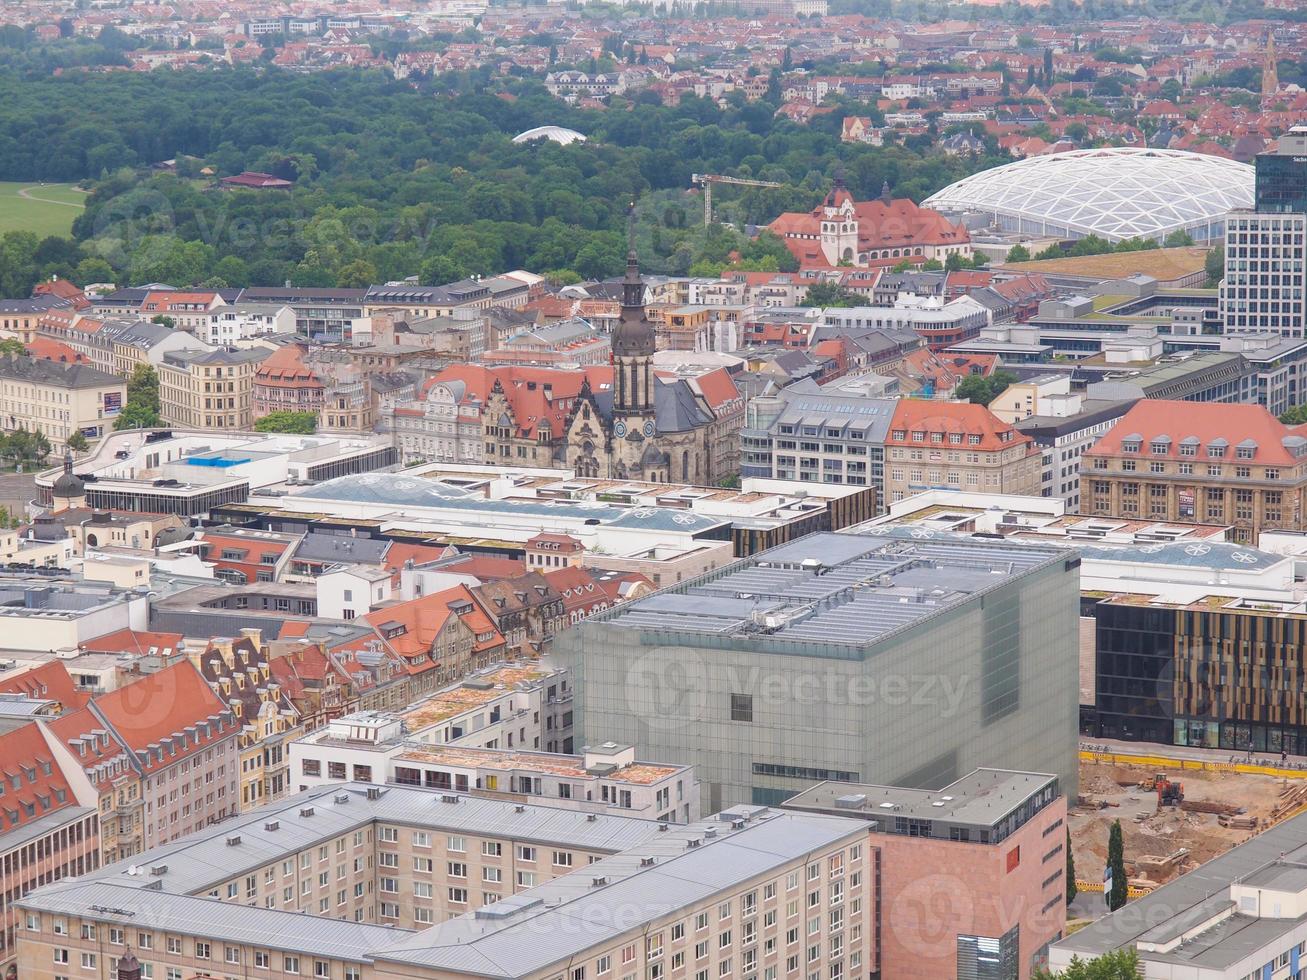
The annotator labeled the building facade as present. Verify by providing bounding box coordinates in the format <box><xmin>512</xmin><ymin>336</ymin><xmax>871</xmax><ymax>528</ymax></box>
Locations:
<box><xmin>0</xmin><ymin>356</ymin><xmax>125</xmax><ymax>450</ymax></box>
<box><xmin>554</xmin><ymin>531</ymin><xmax>1080</xmax><ymax>814</ymax></box>
<box><xmin>1221</xmin><ymin>125</ymin><xmax>1307</xmax><ymax>337</ymax></box>
<box><xmin>882</xmin><ymin>399</ymin><xmax>1042</xmax><ymax>505</ymax></box>
<box><xmin>1081</xmin><ymin>399</ymin><xmax>1307</xmax><ymax>544</ymax></box>
<box><xmin>159</xmin><ymin>348</ymin><xmax>267</xmax><ymax>431</ymax></box>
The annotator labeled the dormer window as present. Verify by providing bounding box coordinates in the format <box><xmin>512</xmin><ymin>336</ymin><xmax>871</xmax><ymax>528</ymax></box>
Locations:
<box><xmin>1122</xmin><ymin>440</ymin><xmax>1141</xmax><ymax>454</ymax></box>
<box><xmin>1236</xmin><ymin>446</ymin><xmax>1256</xmax><ymax>460</ymax></box>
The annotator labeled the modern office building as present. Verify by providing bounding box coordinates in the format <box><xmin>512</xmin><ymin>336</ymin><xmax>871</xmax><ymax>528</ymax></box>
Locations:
<box><xmin>1221</xmin><ymin>126</ymin><xmax>1307</xmax><ymax>336</ymax></box>
<box><xmin>785</xmin><ymin>769</ymin><xmax>1067</xmax><ymax>980</ymax></box>
<box><xmin>1050</xmin><ymin>808</ymin><xmax>1307</xmax><ymax>978</ymax></box>
<box><xmin>1081</xmin><ymin>399</ymin><xmax>1307</xmax><ymax>544</ymax></box>
<box><xmin>554</xmin><ymin>530</ymin><xmax>1080</xmax><ymax>813</ymax></box>
<box><xmin>739</xmin><ymin>378</ymin><xmax>895</xmax><ymax>500</ymax></box>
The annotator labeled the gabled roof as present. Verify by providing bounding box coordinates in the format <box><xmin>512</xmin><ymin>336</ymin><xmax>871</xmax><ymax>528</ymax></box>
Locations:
<box><xmin>91</xmin><ymin>661</ymin><xmax>235</xmax><ymax>769</ymax></box>
<box><xmin>0</xmin><ymin>662</ymin><xmax>87</xmax><ymax>711</ymax></box>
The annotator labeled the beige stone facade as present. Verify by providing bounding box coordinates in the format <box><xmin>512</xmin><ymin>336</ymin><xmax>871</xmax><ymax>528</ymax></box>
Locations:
<box><xmin>0</xmin><ymin>356</ymin><xmax>125</xmax><ymax>450</ymax></box>
<box><xmin>159</xmin><ymin>349</ymin><xmax>265</xmax><ymax>431</ymax></box>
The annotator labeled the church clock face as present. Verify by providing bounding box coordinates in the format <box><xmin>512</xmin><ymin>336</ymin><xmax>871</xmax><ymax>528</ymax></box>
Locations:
<box><xmin>644</xmin><ymin>420</ymin><xmax>655</xmax><ymax>437</ymax></box>
<box><xmin>614</xmin><ymin>421</ymin><xmax>627</xmax><ymax>437</ymax></box>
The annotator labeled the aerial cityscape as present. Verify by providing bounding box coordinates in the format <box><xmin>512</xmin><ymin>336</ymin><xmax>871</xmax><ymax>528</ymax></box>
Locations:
<box><xmin>0</xmin><ymin>0</ymin><xmax>1306</xmax><ymax>976</ymax></box>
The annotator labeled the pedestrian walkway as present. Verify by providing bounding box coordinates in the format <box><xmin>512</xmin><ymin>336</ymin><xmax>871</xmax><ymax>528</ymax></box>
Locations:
<box><xmin>1079</xmin><ymin>737</ymin><xmax>1307</xmax><ymax>779</ymax></box>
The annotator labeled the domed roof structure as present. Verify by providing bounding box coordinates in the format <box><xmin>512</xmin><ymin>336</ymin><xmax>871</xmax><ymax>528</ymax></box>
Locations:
<box><xmin>52</xmin><ymin>450</ymin><xmax>84</xmax><ymax>500</ymax></box>
<box><xmin>512</xmin><ymin>126</ymin><xmax>586</xmax><ymax>146</ymax></box>
<box><xmin>923</xmin><ymin>148</ymin><xmax>1253</xmax><ymax>243</ymax></box>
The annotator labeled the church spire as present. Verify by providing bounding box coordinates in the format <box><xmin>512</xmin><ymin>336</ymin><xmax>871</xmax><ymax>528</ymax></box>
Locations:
<box><xmin>623</xmin><ymin>200</ymin><xmax>643</xmax><ymax>309</ymax></box>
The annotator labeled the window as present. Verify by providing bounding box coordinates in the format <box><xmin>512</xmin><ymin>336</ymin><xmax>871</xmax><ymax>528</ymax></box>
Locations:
<box><xmin>447</xmin><ymin>836</ymin><xmax>465</xmax><ymax>852</ymax></box>
<box><xmin>449</xmin><ymin>888</ymin><xmax>468</xmax><ymax>904</ymax></box>
<box><xmin>730</xmin><ymin>693</ymin><xmax>753</xmax><ymax>723</ymax></box>
<box><xmin>195</xmin><ymin>943</ymin><xmax>211</xmax><ymax>960</ymax></box>
<box><xmin>255</xmin><ymin>952</ymin><xmax>270</xmax><ymax>969</ymax></box>
<box><xmin>284</xmin><ymin>958</ymin><xmax>300</xmax><ymax>974</ymax></box>
<box><xmin>81</xmin><ymin>954</ymin><xmax>96</xmax><ymax>970</ymax></box>
<box><xmin>554</xmin><ymin>851</ymin><xmax>573</xmax><ymax>867</ymax></box>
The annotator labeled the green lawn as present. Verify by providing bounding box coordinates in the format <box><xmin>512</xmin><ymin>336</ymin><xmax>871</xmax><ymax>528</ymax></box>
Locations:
<box><xmin>0</xmin><ymin>181</ymin><xmax>86</xmax><ymax>237</ymax></box>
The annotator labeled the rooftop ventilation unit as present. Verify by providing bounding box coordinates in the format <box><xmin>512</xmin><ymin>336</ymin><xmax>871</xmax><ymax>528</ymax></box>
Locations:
<box><xmin>264</xmin><ymin>821</ymin><xmax>280</xmax><ymax>832</ymax></box>
<box><xmin>300</xmin><ymin>807</ymin><xmax>315</xmax><ymax>817</ymax></box>
<box><xmin>225</xmin><ymin>835</ymin><xmax>241</xmax><ymax>847</ymax></box>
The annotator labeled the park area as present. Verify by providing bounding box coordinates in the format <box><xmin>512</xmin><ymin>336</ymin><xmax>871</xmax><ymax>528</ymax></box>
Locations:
<box><xmin>0</xmin><ymin>181</ymin><xmax>86</xmax><ymax>236</ymax></box>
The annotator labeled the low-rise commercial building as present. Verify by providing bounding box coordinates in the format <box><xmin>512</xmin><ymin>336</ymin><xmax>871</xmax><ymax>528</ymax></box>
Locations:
<box><xmin>785</xmin><ymin>768</ymin><xmax>1067</xmax><ymax>980</ymax></box>
<box><xmin>1050</xmin><ymin>808</ymin><xmax>1307</xmax><ymax>978</ymax></box>
<box><xmin>883</xmin><ymin>398</ymin><xmax>1043</xmax><ymax>504</ymax></box>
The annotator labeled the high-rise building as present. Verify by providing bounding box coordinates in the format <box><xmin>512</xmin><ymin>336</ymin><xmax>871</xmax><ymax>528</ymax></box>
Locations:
<box><xmin>553</xmin><ymin>531</ymin><xmax>1081</xmax><ymax>813</ymax></box>
<box><xmin>1221</xmin><ymin>127</ymin><xmax>1307</xmax><ymax>336</ymax></box>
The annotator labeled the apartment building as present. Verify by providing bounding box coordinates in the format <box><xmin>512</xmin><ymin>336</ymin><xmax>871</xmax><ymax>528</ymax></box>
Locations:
<box><xmin>45</xmin><ymin>709</ymin><xmax>141</xmax><ymax>864</ymax></box>
<box><xmin>0</xmin><ymin>723</ymin><xmax>100</xmax><ymax>977</ymax></box>
<box><xmin>191</xmin><ymin>630</ymin><xmax>302</xmax><ymax>811</ymax></box>
<box><xmin>89</xmin><ymin>661</ymin><xmax>242</xmax><ymax>850</ymax></box>
<box><xmin>1081</xmin><ymin>399</ymin><xmax>1307</xmax><ymax>544</ymax></box>
<box><xmin>0</xmin><ymin>356</ymin><xmax>125</xmax><ymax>450</ymax></box>
<box><xmin>15</xmin><ymin>787</ymin><xmax>873</xmax><ymax>980</ymax></box>
<box><xmin>882</xmin><ymin>398</ymin><xmax>1042</xmax><ymax>504</ymax></box>
<box><xmin>198</xmin><ymin>303</ymin><xmax>296</xmax><ymax>347</ymax></box>
<box><xmin>0</xmin><ymin>297</ymin><xmax>69</xmax><ymax>345</ymax></box>
<box><xmin>158</xmin><ymin>347</ymin><xmax>267</xmax><ymax>431</ymax></box>
<box><xmin>252</xmin><ymin>343</ymin><xmax>324</xmax><ymax>418</ymax></box>
<box><xmin>291</xmin><ymin>715</ymin><xmax>698</xmax><ymax>822</ymax></box>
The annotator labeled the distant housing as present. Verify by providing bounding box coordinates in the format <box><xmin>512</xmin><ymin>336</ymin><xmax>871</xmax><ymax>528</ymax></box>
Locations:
<box><xmin>219</xmin><ymin>171</ymin><xmax>294</xmax><ymax>191</ymax></box>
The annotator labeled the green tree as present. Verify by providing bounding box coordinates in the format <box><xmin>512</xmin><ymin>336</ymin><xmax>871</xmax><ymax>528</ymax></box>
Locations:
<box><xmin>253</xmin><ymin>411</ymin><xmax>317</xmax><ymax>434</ymax></box>
<box><xmin>0</xmin><ymin>339</ymin><xmax>25</xmax><ymax>357</ymax></box>
<box><xmin>1163</xmin><ymin>230</ymin><xmax>1194</xmax><ymax>248</ymax></box>
<box><xmin>1033</xmin><ymin>948</ymin><xmax>1142</xmax><ymax>979</ymax></box>
<box><xmin>1205</xmin><ymin>244</ymin><xmax>1225</xmax><ymax>286</ymax></box>
<box><xmin>150</xmin><ymin>314</ymin><xmax>175</xmax><ymax>329</ymax></box>
<box><xmin>1107</xmin><ymin>819</ymin><xmax>1127</xmax><ymax>912</ymax></box>
<box><xmin>1</xmin><ymin>428</ymin><xmax>51</xmax><ymax>467</ymax></box>
<box><xmin>955</xmin><ymin>374</ymin><xmax>995</xmax><ymax>404</ymax></box>
<box><xmin>1005</xmin><ymin>244</ymin><xmax>1031</xmax><ymax>263</ymax></box>
<box><xmin>1281</xmin><ymin>404</ymin><xmax>1307</xmax><ymax>425</ymax></box>
<box><xmin>1066</xmin><ymin>828</ymin><xmax>1077</xmax><ymax>906</ymax></box>
<box><xmin>66</xmin><ymin>430</ymin><xmax>89</xmax><ymax>452</ymax></box>
<box><xmin>801</xmin><ymin>282</ymin><xmax>863</xmax><ymax>307</ymax></box>
<box><xmin>114</xmin><ymin>364</ymin><xmax>162</xmax><ymax>430</ymax></box>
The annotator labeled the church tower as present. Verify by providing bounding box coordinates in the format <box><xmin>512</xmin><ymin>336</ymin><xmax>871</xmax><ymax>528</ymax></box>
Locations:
<box><xmin>607</xmin><ymin>203</ymin><xmax>666</xmax><ymax>481</ymax></box>
<box><xmin>611</xmin><ymin>207</ymin><xmax>656</xmax><ymax>421</ymax></box>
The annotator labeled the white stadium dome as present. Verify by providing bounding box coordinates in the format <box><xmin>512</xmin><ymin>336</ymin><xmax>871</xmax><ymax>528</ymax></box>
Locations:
<box><xmin>511</xmin><ymin>125</ymin><xmax>587</xmax><ymax>146</ymax></box>
<box><xmin>923</xmin><ymin>147</ymin><xmax>1254</xmax><ymax>244</ymax></box>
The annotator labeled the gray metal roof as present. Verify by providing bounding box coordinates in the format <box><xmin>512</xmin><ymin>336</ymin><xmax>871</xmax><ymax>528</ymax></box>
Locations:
<box><xmin>599</xmin><ymin>532</ymin><xmax>1064</xmax><ymax>649</ymax></box>
<box><xmin>18</xmin><ymin>881</ymin><xmax>411</xmax><ymax>962</ymax></box>
<box><xmin>1054</xmin><ymin>810</ymin><xmax>1307</xmax><ymax>971</ymax></box>
<box><xmin>291</xmin><ymin>475</ymin><xmax>728</xmax><ymax>534</ymax></box>
<box><xmin>79</xmin><ymin>784</ymin><xmax>663</xmax><ymax>897</ymax></box>
<box><xmin>294</xmin><ymin>533</ymin><xmax>390</xmax><ymax>564</ymax></box>
<box><xmin>372</xmin><ymin>809</ymin><xmax>866</xmax><ymax>978</ymax></box>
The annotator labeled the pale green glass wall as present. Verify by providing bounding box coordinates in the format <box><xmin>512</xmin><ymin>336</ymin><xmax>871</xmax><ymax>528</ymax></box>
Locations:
<box><xmin>553</xmin><ymin>557</ymin><xmax>1080</xmax><ymax>811</ymax></box>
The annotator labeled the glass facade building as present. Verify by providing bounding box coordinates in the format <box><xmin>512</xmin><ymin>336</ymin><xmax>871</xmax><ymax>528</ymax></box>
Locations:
<box><xmin>554</xmin><ymin>531</ymin><xmax>1081</xmax><ymax>812</ymax></box>
<box><xmin>1087</xmin><ymin>595</ymin><xmax>1307</xmax><ymax>754</ymax></box>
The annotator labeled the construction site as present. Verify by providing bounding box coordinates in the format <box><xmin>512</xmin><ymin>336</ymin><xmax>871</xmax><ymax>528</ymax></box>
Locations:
<box><xmin>1070</xmin><ymin>758</ymin><xmax>1307</xmax><ymax>897</ymax></box>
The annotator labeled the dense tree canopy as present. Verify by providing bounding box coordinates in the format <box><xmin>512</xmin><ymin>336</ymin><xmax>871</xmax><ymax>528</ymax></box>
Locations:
<box><xmin>0</xmin><ymin>67</ymin><xmax>1012</xmax><ymax>293</ymax></box>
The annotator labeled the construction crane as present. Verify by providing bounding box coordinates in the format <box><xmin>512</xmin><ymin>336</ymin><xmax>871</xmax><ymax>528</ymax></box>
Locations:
<box><xmin>691</xmin><ymin>173</ymin><xmax>783</xmax><ymax>227</ymax></box>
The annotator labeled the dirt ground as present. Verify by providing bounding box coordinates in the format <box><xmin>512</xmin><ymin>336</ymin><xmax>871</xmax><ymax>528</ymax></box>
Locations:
<box><xmin>1071</xmin><ymin>761</ymin><xmax>1294</xmax><ymax>890</ymax></box>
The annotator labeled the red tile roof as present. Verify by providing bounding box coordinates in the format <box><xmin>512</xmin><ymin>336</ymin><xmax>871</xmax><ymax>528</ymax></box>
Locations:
<box><xmin>0</xmin><ymin>723</ymin><xmax>79</xmax><ymax>830</ymax></box>
<box><xmin>887</xmin><ymin>400</ymin><xmax>1034</xmax><ymax>453</ymax></box>
<box><xmin>84</xmin><ymin>628</ymin><xmax>184</xmax><ymax>659</ymax></box>
<box><xmin>1087</xmin><ymin>400</ymin><xmax>1307</xmax><ymax>465</ymax></box>
<box><xmin>91</xmin><ymin>661</ymin><xmax>234</xmax><ymax>770</ymax></box>
<box><xmin>0</xmin><ymin>662</ymin><xmax>87</xmax><ymax>710</ymax></box>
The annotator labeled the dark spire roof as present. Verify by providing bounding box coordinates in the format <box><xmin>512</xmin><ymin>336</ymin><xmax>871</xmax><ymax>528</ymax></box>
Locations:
<box><xmin>52</xmin><ymin>448</ymin><xmax>84</xmax><ymax>499</ymax></box>
<box><xmin>612</xmin><ymin>199</ymin><xmax>655</xmax><ymax>359</ymax></box>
